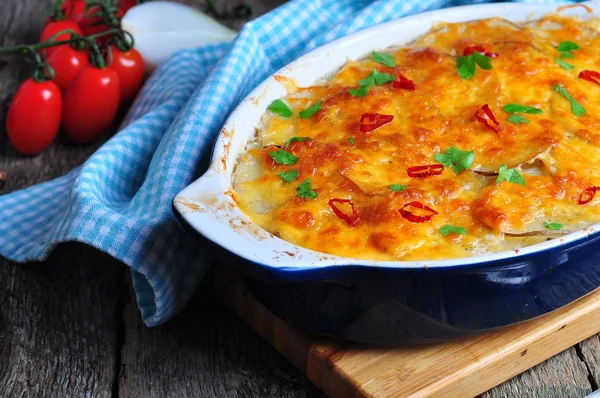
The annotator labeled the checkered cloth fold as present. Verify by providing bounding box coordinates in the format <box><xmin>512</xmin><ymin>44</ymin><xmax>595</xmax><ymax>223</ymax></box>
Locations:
<box><xmin>0</xmin><ymin>0</ymin><xmax>574</xmax><ymax>325</ymax></box>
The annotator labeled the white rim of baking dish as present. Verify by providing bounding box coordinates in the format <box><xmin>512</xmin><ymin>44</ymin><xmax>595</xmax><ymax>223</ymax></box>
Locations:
<box><xmin>174</xmin><ymin>1</ymin><xmax>600</xmax><ymax>271</ymax></box>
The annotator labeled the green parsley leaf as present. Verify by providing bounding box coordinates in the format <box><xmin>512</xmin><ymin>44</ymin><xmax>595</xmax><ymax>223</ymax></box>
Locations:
<box><xmin>277</xmin><ymin>169</ymin><xmax>299</xmax><ymax>183</ymax></box>
<box><xmin>358</xmin><ymin>69</ymin><xmax>395</xmax><ymax>86</ymax></box>
<box><xmin>348</xmin><ymin>137</ymin><xmax>355</xmax><ymax>145</ymax></box>
<box><xmin>544</xmin><ymin>222</ymin><xmax>563</xmax><ymax>230</ymax></box>
<box><xmin>269</xmin><ymin>150</ymin><xmax>298</xmax><ymax>165</ymax></box>
<box><xmin>557</xmin><ymin>41</ymin><xmax>579</xmax><ymax>52</ymax></box>
<box><xmin>560</xmin><ymin>51</ymin><xmax>574</xmax><ymax>59</ymax></box>
<box><xmin>349</xmin><ymin>85</ymin><xmax>370</xmax><ymax>97</ymax></box>
<box><xmin>556</xmin><ymin>58</ymin><xmax>575</xmax><ymax>70</ymax></box>
<box><xmin>496</xmin><ymin>164</ymin><xmax>526</xmax><ymax>186</ymax></box>
<box><xmin>389</xmin><ymin>184</ymin><xmax>407</xmax><ymax>192</ymax></box>
<box><xmin>553</xmin><ymin>84</ymin><xmax>587</xmax><ymax>117</ymax></box>
<box><xmin>296</xmin><ymin>179</ymin><xmax>318</xmax><ymax>199</ymax></box>
<box><xmin>357</xmin><ymin>73</ymin><xmax>375</xmax><ymax>87</ymax></box>
<box><xmin>285</xmin><ymin>136</ymin><xmax>311</xmax><ymax>148</ymax></box>
<box><xmin>456</xmin><ymin>52</ymin><xmax>492</xmax><ymax>79</ymax></box>
<box><xmin>372</xmin><ymin>69</ymin><xmax>396</xmax><ymax>85</ymax></box>
<box><xmin>508</xmin><ymin>115</ymin><xmax>530</xmax><ymax>125</ymax></box>
<box><xmin>371</xmin><ymin>51</ymin><xmax>396</xmax><ymax>67</ymax></box>
<box><xmin>456</xmin><ymin>54</ymin><xmax>476</xmax><ymax>79</ymax></box>
<box><xmin>299</xmin><ymin>100</ymin><xmax>322</xmax><ymax>119</ymax></box>
<box><xmin>473</xmin><ymin>52</ymin><xmax>492</xmax><ymax>70</ymax></box>
<box><xmin>351</xmin><ymin>69</ymin><xmax>395</xmax><ymax>97</ymax></box>
<box><xmin>267</xmin><ymin>99</ymin><xmax>293</xmax><ymax>117</ymax></box>
<box><xmin>434</xmin><ymin>147</ymin><xmax>475</xmax><ymax>173</ymax></box>
<box><xmin>439</xmin><ymin>225</ymin><xmax>468</xmax><ymax>236</ymax></box>
<box><xmin>502</xmin><ymin>104</ymin><xmax>544</xmax><ymax>114</ymax></box>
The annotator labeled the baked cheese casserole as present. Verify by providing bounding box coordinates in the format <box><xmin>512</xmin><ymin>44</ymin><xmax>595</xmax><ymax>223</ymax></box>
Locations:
<box><xmin>233</xmin><ymin>13</ymin><xmax>600</xmax><ymax>261</ymax></box>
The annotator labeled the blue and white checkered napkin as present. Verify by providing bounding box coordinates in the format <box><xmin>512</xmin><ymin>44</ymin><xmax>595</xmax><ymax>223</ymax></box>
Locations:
<box><xmin>0</xmin><ymin>0</ymin><xmax>574</xmax><ymax>325</ymax></box>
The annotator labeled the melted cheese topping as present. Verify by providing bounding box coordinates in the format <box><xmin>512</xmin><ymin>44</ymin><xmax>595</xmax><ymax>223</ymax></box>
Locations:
<box><xmin>233</xmin><ymin>14</ymin><xmax>600</xmax><ymax>261</ymax></box>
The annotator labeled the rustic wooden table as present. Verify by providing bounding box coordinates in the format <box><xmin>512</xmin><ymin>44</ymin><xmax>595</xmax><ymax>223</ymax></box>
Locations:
<box><xmin>1</xmin><ymin>0</ymin><xmax>599</xmax><ymax>397</ymax></box>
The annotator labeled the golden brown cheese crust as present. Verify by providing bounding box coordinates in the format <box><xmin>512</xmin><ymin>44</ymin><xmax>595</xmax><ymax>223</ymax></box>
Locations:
<box><xmin>233</xmin><ymin>14</ymin><xmax>600</xmax><ymax>261</ymax></box>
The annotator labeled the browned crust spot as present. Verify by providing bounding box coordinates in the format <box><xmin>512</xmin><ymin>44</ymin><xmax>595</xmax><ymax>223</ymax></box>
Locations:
<box><xmin>220</xmin><ymin>126</ymin><xmax>234</xmax><ymax>172</ymax></box>
<box><xmin>174</xmin><ymin>198</ymin><xmax>203</xmax><ymax>212</ymax></box>
<box><xmin>273</xmin><ymin>75</ymin><xmax>299</xmax><ymax>93</ymax></box>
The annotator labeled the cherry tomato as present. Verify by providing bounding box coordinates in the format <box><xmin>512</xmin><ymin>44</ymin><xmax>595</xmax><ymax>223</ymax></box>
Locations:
<box><xmin>80</xmin><ymin>9</ymin><xmax>111</xmax><ymax>38</ymax></box>
<box><xmin>39</xmin><ymin>20</ymin><xmax>82</xmax><ymax>59</ymax></box>
<box><xmin>62</xmin><ymin>0</ymin><xmax>115</xmax><ymax>45</ymax></box>
<box><xmin>62</xmin><ymin>65</ymin><xmax>120</xmax><ymax>144</ymax></box>
<box><xmin>6</xmin><ymin>79</ymin><xmax>62</xmax><ymax>155</ymax></box>
<box><xmin>109</xmin><ymin>46</ymin><xmax>144</xmax><ymax>106</ymax></box>
<box><xmin>61</xmin><ymin>0</ymin><xmax>88</xmax><ymax>25</ymax></box>
<box><xmin>47</xmin><ymin>46</ymin><xmax>89</xmax><ymax>91</ymax></box>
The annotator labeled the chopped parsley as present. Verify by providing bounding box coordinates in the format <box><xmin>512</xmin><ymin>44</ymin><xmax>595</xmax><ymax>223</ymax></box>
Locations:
<box><xmin>508</xmin><ymin>115</ymin><xmax>530</xmax><ymax>125</ymax></box>
<box><xmin>557</xmin><ymin>41</ymin><xmax>579</xmax><ymax>52</ymax></box>
<box><xmin>389</xmin><ymin>184</ymin><xmax>407</xmax><ymax>192</ymax></box>
<box><xmin>434</xmin><ymin>147</ymin><xmax>475</xmax><ymax>173</ymax></box>
<box><xmin>560</xmin><ymin>51</ymin><xmax>574</xmax><ymax>59</ymax></box>
<box><xmin>456</xmin><ymin>52</ymin><xmax>492</xmax><ymax>79</ymax></box>
<box><xmin>350</xmin><ymin>69</ymin><xmax>395</xmax><ymax>97</ymax></box>
<box><xmin>269</xmin><ymin>150</ymin><xmax>298</xmax><ymax>165</ymax></box>
<box><xmin>502</xmin><ymin>104</ymin><xmax>544</xmax><ymax>114</ymax></box>
<box><xmin>296</xmin><ymin>179</ymin><xmax>318</xmax><ymax>199</ymax></box>
<box><xmin>349</xmin><ymin>85</ymin><xmax>370</xmax><ymax>97</ymax></box>
<box><xmin>496</xmin><ymin>164</ymin><xmax>526</xmax><ymax>186</ymax></box>
<box><xmin>553</xmin><ymin>84</ymin><xmax>586</xmax><ymax>117</ymax></box>
<box><xmin>359</xmin><ymin>69</ymin><xmax>396</xmax><ymax>86</ymax></box>
<box><xmin>285</xmin><ymin>136</ymin><xmax>311</xmax><ymax>148</ymax></box>
<box><xmin>267</xmin><ymin>99</ymin><xmax>293</xmax><ymax>117</ymax></box>
<box><xmin>299</xmin><ymin>100</ymin><xmax>322</xmax><ymax>119</ymax></box>
<box><xmin>348</xmin><ymin>137</ymin><xmax>355</xmax><ymax>145</ymax></box>
<box><xmin>277</xmin><ymin>169</ymin><xmax>299</xmax><ymax>183</ymax></box>
<box><xmin>556</xmin><ymin>58</ymin><xmax>575</xmax><ymax>70</ymax></box>
<box><xmin>371</xmin><ymin>51</ymin><xmax>396</xmax><ymax>67</ymax></box>
<box><xmin>439</xmin><ymin>225</ymin><xmax>467</xmax><ymax>236</ymax></box>
<box><xmin>557</xmin><ymin>41</ymin><xmax>579</xmax><ymax>61</ymax></box>
<box><xmin>544</xmin><ymin>222</ymin><xmax>563</xmax><ymax>230</ymax></box>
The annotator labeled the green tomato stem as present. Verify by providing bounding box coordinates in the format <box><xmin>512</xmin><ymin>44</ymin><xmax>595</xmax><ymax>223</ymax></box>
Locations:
<box><xmin>49</xmin><ymin>0</ymin><xmax>67</xmax><ymax>21</ymax></box>
<box><xmin>0</xmin><ymin>28</ymin><xmax>124</xmax><ymax>56</ymax></box>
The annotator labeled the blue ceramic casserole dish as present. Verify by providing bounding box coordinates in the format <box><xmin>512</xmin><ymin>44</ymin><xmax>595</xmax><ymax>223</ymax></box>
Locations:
<box><xmin>173</xmin><ymin>1</ymin><xmax>600</xmax><ymax>344</ymax></box>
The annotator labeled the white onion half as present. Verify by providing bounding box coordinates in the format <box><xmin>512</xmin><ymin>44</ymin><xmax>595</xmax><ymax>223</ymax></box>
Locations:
<box><xmin>121</xmin><ymin>1</ymin><xmax>238</xmax><ymax>72</ymax></box>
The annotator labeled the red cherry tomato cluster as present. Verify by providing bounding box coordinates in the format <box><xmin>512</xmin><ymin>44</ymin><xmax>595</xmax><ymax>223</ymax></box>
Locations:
<box><xmin>4</xmin><ymin>0</ymin><xmax>145</xmax><ymax>155</ymax></box>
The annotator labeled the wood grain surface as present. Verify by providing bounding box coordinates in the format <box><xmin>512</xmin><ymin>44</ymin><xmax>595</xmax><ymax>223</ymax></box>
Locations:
<box><xmin>214</xmin><ymin>267</ymin><xmax>600</xmax><ymax>398</ymax></box>
<box><xmin>0</xmin><ymin>0</ymin><xmax>599</xmax><ymax>397</ymax></box>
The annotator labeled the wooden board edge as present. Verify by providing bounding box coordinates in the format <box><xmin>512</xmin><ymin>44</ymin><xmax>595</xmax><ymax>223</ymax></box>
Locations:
<box><xmin>212</xmin><ymin>266</ymin><xmax>600</xmax><ymax>398</ymax></box>
<box><xmin>212</xmin><ymin>267</ymin><xmax>314</xmax><ymax>372</ymax></box>
<box><xmin>212</xmin><ymin>266</ymin><xmax>360</xmax><ymax>397</ymax></box>
<box><xmin>423</xmin><ymin>289</ymin><xmax>600</xmax><ymax>397</ymax></box>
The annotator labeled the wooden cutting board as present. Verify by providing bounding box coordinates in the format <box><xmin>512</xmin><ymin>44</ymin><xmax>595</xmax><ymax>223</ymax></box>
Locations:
<box><xmin>213</xmin><ymin>266</ymin><xmax>600</xmax><ymax>398</ymax></box>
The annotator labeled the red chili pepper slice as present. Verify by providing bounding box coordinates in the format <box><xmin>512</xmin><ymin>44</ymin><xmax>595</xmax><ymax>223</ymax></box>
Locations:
<box><xmin>359</xmin><ymin>113</ymin><xmax>394</xmax><ymax>133</ymax></box>
<box><xmin>407</xmin><ymin>164</ymin><xmax>444</xmax><ymax>178</ymax></box>
<box><xmin>392</xmin><ymin>73</ymin><xmax>415</xmax><ymax>90</ymax></box>
<box><xmin>475</xmin><ymin>104</ymin><xmax>501</xmax><ymax>133</ymax></box>
<box><xmin>578</xmin><ymin>186</ymin><xmax>600</xmax><ymax>205</ymax></box>
<box><xmin>399</xmin><ymin>201</ymin><xmax>438</xmax><ymax>223</ymax></box>
<box><xmin>328</xmin><ymin>198</ymin><xmax>359</xmax><ymax>226</ymax></box>
<box><xmin>463</xmin><ymin>45</ymin><xmax>498</xmax><ymax>58</ymax></box>
<box><xmin>579</xmin><ymin>70</ymin><xmax>600</xmax><ymax>86</ymax></box>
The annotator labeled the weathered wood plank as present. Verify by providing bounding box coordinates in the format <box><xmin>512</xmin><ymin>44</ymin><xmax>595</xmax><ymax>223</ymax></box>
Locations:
<box><xmin>0</xmin><ymin>1</ymin><xmax>124</xmax><ymax>397</ymax></box>
<box><xmin>119</xmin><ymin>272</ymin><xmax>324</xmax><ymax>398</ymax></box>
<box><xmin>579</xmin><ymin>336</ymin><xmax>600</xmax><ymax>390</ymax></box>
<box><xmin>0</xmin><ymin>244</ymin><xmax>123</xmax><ymax>398</ymax></box>
<box><xmin>481</xmin><ymin>349</ymin><xmax>593</xmax><ymax>398</ymax></box>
